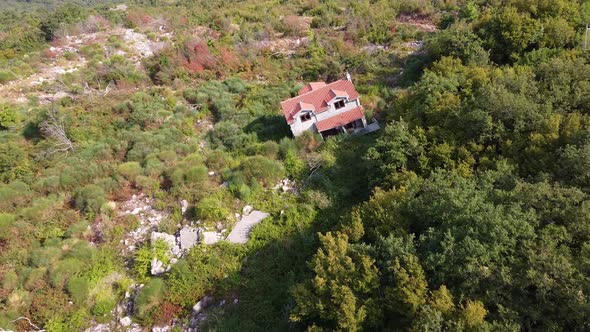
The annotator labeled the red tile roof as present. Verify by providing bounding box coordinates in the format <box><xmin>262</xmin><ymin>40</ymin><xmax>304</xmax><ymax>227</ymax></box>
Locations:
<box><xmin>281</xmin><ymin>80</ymin><xmax>360</xmax><ymax>124</ymax></box>
<box><xmin>298</xmin><ymin>82</ymin><xmax>326</xmax><ymax>95</ymax></box>
<box><xmin>295</xmin><ymin>101</ymin><xmax>315</xmax><ymax>112</ymax></box>
<box><xmin>316</xmin><ymin>106</ymin><xmax>364</xmax><ymax>132</ymax></box>
<box><xmin>328</xmin><ymin>89</ymin><xmax>349</xmax><ymax>100</ymax></box>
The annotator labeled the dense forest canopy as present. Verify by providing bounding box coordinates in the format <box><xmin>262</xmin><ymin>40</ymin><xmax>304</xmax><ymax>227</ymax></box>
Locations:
<box><xmin>1</xmin><ymin>0</ymin><xmax>590</xmax><ymax>331</ymax></box>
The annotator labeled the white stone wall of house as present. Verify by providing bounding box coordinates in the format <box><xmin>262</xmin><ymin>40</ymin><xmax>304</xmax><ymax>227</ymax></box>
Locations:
<box><xmin>289</xmin><ymin>97</ymin><xmax>361</xmax><ymax>136</ymax></box>
<box><xmin>289</xmin><ymin>111</ymin><xmax>316</xmax><ymax>136</ymax></box>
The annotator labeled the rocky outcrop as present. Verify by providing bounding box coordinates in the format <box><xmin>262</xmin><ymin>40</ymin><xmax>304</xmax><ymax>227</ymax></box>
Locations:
<box><xmin>179</xmin><ymin>226</ymin><xmax>200</xmax><ymax>251</ymax></box>
<box><xmin>226</xmin><ymin>210</ymin><xmax>269</xmax><ymax>244</ymax></box>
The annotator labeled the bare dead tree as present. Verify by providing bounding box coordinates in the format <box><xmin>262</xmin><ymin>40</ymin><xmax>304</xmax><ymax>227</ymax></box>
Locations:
<box><xmin>9</xmin><ymin>316</ymin><xmax>43</xmax><ymax>331</ymax></box>
<box><xmin>40</xmin><ymin>106</ymin><xmax>74</xmax><ymax>157</ymax></box>
<box><xmin>187</xmin><ymin>103</ymin><xmax>201</xmax><ymax>112</ymax></box>
<box><xmin>301</xmin><ymin>152</ymin><xmax>324</xmax><ymax>188</ymax></box>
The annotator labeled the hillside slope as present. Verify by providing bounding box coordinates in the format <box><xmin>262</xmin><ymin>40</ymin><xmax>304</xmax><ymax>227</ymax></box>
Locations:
<box><xmin>2</xmin><ymin>1</ymin><xmax>590</xmax><ymax>331</ymax></box>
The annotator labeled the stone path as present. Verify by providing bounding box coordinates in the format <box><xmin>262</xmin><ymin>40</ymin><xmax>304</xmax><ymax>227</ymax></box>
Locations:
<box><xmin>226</xmin><ymin>211</ymin><xmax>269</xmax><ymax>244</ymax></box>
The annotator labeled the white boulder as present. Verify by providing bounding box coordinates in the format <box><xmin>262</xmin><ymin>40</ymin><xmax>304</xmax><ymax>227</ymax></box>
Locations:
<box><xmin>193</xmin><ymin>296</ymin><xmax>214</xmax><ymax>314</ymax></box>
<box><xmin>150</xmin><ymin>258</ymin><xmax>165</xmax><ymax>276</ymax></box>
<box><xmin>119</xmin><ymin>317</ymin><xmax>132</xmax><ymax>327</ymax></box>
<box><xmin>180</xmin><ymin>199</ymin><xmax>189</xmax><ymax>214</ymax></box>
<box><xmin>179</xmin><ymin>226</ymin><xmax>199</xmax><ymax>251</ymax></box>
<box><xmin>202</xmin><ymin>231</ymin><xmax>220</xmax><ymax>245</ymax></box>
<box><xmin>242</xmin><ymin>205</ymin><xmax>253</xmax><ymax>216</ymax></box>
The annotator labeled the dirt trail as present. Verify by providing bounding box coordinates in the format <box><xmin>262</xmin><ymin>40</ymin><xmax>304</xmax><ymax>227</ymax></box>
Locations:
<box><xmin>0</xmin><ymin>27</ymin><xmax>171</xmax><ymax>104</ymax></box>
<box><xmin>396</xmin><ymin>14</ymin><xmax>438</xmax><ymax>32</ymax></box>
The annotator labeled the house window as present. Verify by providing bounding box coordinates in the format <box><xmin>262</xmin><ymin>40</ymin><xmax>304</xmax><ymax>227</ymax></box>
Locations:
<box><xmin>334</xmin><ymin>100</ymin><xmax>345</xmax><ymax>109</ymax></box>
<box><xmin>300</xmin><ymin>113</ymin><xmax>312</xmax><ymax>122</ymax></box>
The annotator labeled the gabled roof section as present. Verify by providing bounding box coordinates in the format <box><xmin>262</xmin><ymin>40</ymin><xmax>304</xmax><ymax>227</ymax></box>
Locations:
<box><xmin>316</xmin><ymin>106</ymin><xmax>364</xmax><ymax>132</ymax></box>
<box><xmin>281</xmin><ymin>79</ymin><xmax>360</xmax><ymax>124</ymax></box>
<box><xmin>328</xmin><ymin>89</ymin><xmax>349</xmax><ymax>100</ymax></box>
<box><xmin>298</xmin><ymin>82</ymin><xmax>327</xmax><ymax>95</ymax></box>
<box><xmin>295</xmin><ymin>101</ymin><xmax>315</xmax><ymax>113</ymax></box>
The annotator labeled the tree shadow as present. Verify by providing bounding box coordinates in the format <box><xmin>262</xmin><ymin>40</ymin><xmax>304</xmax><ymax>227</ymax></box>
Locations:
<box><xmin>199</xmin><ymin>134</ymin><xmax>377</xmax><ymax>331</ymax></box>
<box><xmin>244</xmin><ymin>115</ymin><xmax>291</xmax><ymax>142</ymax></box>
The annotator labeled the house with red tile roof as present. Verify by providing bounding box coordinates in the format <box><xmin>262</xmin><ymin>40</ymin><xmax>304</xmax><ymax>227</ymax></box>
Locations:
<box><xmin>280</xmin><ymin>75</ymin><xmax>367</xmax><ymax>138</ymax></box>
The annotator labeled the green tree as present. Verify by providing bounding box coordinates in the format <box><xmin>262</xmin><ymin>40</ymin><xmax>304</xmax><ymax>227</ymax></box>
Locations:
<box><xmin>290</xmin><ymin>232</ymin><xmax>380</xmax><ymax>331</ymax></box>
<box><xmin>0</xmin><ymin>103</ymin><xmax>18</xmax><ymax>129</ymax></box>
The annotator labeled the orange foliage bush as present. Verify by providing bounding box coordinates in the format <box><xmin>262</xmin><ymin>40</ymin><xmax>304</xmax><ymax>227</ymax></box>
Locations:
<box><xmin>127</xmin><ymin>10</ymin><xmax>154</xmax><ymax>28</ymax></box>
<box><xmin>154</xmin><ymin>301</ymin><xmax>183</xmax><ymax>325</ymax></box>
<box><xmin>182</xmin><ymin>39</ymin><xmax>216</xmax><ymax>73</ymax></box>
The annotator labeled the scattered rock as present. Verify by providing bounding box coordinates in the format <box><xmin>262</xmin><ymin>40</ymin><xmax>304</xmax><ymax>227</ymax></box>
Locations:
<box><xmin>120</xmin><ymin>316</ymin><xmax>132</xmax><ymax>327</ymax></box>
<box><xmin>152</xmin><ymin>326</ymin><xmax>171</xmax><ymax>332</ymax></box>
<box><xmin>85</xmin><ymin>323</ymin><xmax>111</xmax><ymax>332</ymax></box>
<box><xmin>180</xmin><ymin>199</ymin><xmax>189</xmax><ymax>215</ymax></box>
<box><xmin>242</xmin><ymin>205</ymin><xmax>253</xmax><ymax>216</ymax></box>
<box><xmin>273</xmin><ymin>178</ymin><xmax>296</xmax><ymax>192</ymax></box>
<box><xmin>150</xmin><ymin>258</ymin><xmax>166</xmax><ymax>276</ymax></box>
<box><xmin>151</xmin><ymin>232</ymin><xmax>176</xmax><ymax>249</ymax></box>
<box><xmin>179</xmin><ymin>226</ymin><xmax>200</xmax><ymax>251</ymax></box>
<box><xmin>208</xmin><ymin>171</ymin><xmax>215</xmax><ymax>176</ymax></box>
<box><xmin>193</xmin><ymin>296</ymin><xmax>214</xmax><ymax>315</ymax></box>
<box><xmin>107</xmin><ymin>201</ymin><xmax>117</xmax><ymax>210</ymax></box>
<box><xmin>110</xmin><ymin>4</ymin><xmax>128</xmax><ymax>11</ymax></box>
<box><xmin>202</xmin><ymin>231</ymin><xmax>221</xmax><ymax>245</ymax></box>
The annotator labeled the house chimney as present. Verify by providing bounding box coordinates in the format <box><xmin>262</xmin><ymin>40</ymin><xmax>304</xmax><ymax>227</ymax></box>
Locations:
<box><xmin>346</xmin><ymin>71</ymin><xmax>351</xmax><ymax>81</ymax></box>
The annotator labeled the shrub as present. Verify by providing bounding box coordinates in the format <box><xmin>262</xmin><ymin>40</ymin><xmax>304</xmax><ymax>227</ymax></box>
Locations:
<box><xmin>66</xmin><ymin>276</ymin><xmax>89</xmax><ymax>304</ymax></box>
<box><xmin>74</xmin><ymin>184</ymin><xmax>106</xmax><ymax>213</ymax></box>
<box><xmin>238</xmin><ymin>156</ymin><xmax>285</xmax><ymax>186</ymax></box>
<box><xmin>65</xmin><ymin>241</ymin><xmax>94</xmax><ymax>261</ymax></box>
<box><xmin>209</xmin><ymin>121</ymin><xmax>255</xmax><ymax>150</ymax></box>
<box><xmin>133</xmin><ymin>245</ymin><xmax>152</xmax><ymax>280</ymax></box>
<box><xmin>134</xmin><ymin>278</ymin><xmax>165</xmax><ymax>323</ymax></box>
<box><xmin>64</xmin><ymin>220</ymin><xmax>90</xmax><ymax>238</ymax></box>
<box><xmin>0</xmin><ymin>103</ymin><xmax>18</xmax><ymax>129</ymax></box>
<box><xmin>0</xmin><ymin>181</ymin><xmax>31</xmax><ymax>212</ymax></box>
<box><xmin>2</xmin><ymin>270</ymin><xmax>18</xmax><ymax>290</ymax></box>
<box><xmin>49</xmin><ymin>258</ymin><xmax>83</xmax><ymax>288</ymax></box>
<box><xmin>144</xmin><ymin>157</ymin><xmax>164</xmax><ymax>177</ymax></box>
<box><xmin>0</xmin><ymin>70</ymin><xmax>16</xmax><ymax>84</ymax></box>
<box><xmin>118</xmin><ymin>161</ymin><xmax>142</xmax><ymax>180</ymax></box>
<box><xmin>154</xmin><ymin>301</ymin><xmax>183</xmax><ymax>326</ymax></box>
<box><xmin>136</xmin><ymin>175</ymin><xmax>160</xmax><ymax>194</ymax></box>
<box><xmin>24</xmin><ymin>267</ymin><xmax>47</xmax><ymax>290</ymax></box>
<box><xmin>0</xmin><ymin>143</ymin><xmax>31</xmax><ymax>183</ymax></box>
<box><xmin>0</xmin><ymin>213</ymin><xmax>15</xmax><ymax>238</ymax></box>
<box><xmin>30</xmin><ymin>246</ymin><xmax>61</xmax><ymax>267</ymax></box>
<box><xmin>206</xmin><ymin>150</ymin><xmax>233</xmax><ymax>171</ymax></box>
<box><xmin>279</xmin><ymin>137</ymin><xmax>297</xmax><ymax>159</ymax></box>
<box><xmin>92</xmin><ymin>294</ymin><xmax>116</xmax><ymax>318</ymax></box>
<box><xmin>185</xmin><ymin>165</ymin><xmax>208</xmax><ymax>185</ymax></box>
<box><xmin>169</xmin><ymin>163</ymin><xmax>208</xmax><ymax>189</ymax></box>
<box><xmin>196</xmin><ymin>195</ymin><xmax>230</xmax><ymax>221</ymax></box>
<box><xmin>284</xmin><ymin>150</ymin><xmax>306</xmax><ymax>179</ymax></box>
<box><xmin>260</xmin><ymin>141</ymin><xmax>280</xmax><ymax>159</ymax></box>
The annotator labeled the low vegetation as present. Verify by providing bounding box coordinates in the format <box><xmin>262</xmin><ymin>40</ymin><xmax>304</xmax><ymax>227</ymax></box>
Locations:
<box><xmin>1</xmin><ymin>0</ymin><xmax>590</xmax><ymax>331</ymax></box>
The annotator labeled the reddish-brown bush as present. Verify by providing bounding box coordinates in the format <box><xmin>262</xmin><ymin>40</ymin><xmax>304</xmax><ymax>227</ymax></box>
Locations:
<box><xmin>154</xmin><ymin>301</ymin><xmax>183</xmax><ymax>325</ymax></box>
<box><xmin>127</xmin><ymin>10</ymin><xmax>154</xmax><ymax>28</ymax></box>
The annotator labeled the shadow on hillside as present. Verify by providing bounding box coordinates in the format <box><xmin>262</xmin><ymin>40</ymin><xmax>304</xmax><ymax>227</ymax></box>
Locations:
<box><xmin>244</xmin><ymin>115</ymin><xmax>291</xmax><ymax>142</ymax></box>
<box><xmin>199</xmin><ymin>134</ymin><xmax>377</xmax><ymax>331</ymax></box>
